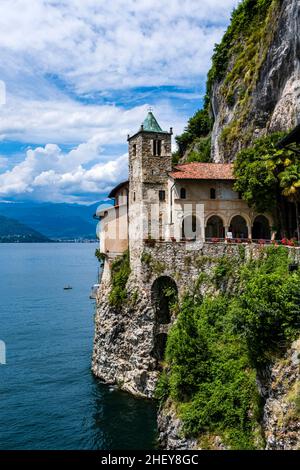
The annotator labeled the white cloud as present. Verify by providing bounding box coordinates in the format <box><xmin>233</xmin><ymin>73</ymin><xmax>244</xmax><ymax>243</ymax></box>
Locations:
<box><xmin>0</xmin><ymin>0</ymin><xmax>238</xmax><ymax>94</ymax></box>
<box><xmin>0</xmin><ymin>140</ymin><xmax>129</xmax><ymax>202</ymax></box>
<box><xmin>0</xmin><ymin>0</ymin><xmax>240</xmax><ymax>201</ymax></box>
<box><xmin>0</xmin><ymin>96</ymin><xmax>187</xmax><ymax>144</ymax></box>
<box><xmin>0</xmin><ymin>99</ymin><xmax>186</xmax><ymax>202</ymax></box>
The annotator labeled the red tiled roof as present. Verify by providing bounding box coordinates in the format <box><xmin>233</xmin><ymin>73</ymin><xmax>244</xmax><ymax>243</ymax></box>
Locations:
<box><xmin>108</xmin><ymin>180</ymin><xmax>129</xmax><ymax>198</ymax></box>
<box><xmin>169</xmin><ymin>162</ymin><xmax>234</xmax><ymax>180</ymax></box>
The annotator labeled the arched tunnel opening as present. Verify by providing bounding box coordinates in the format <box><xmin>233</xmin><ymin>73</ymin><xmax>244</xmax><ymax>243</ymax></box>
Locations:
<box><xmin>151</xmin><ymin>276</ymin><xmax>178</xmax><ymax>362</ymax></box>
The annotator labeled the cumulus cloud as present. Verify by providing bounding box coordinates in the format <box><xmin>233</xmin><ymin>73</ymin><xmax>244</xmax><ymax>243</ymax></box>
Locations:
<box><xmin>0</xmin><ymin>98</ymin><xmax>186</xmax><ymax>202</ymax></box>
<box><xmin>0</xmin><ymin>98</ymin><xmax>183</xmax><ymax>144</ymax></box>
<box><xmin>0</xmin><ymin>0</ymin><xmax>239</xmax><ymax>202</ymax></box>
<box><xmin>0</xmin><ymin>140</ymin><xmax>129</xmax><ymax>202</ymax></box>
<box><xmin>0</xmin><ymin>0</ymin><xmax>239</xmax><ymax>94</ymax></box>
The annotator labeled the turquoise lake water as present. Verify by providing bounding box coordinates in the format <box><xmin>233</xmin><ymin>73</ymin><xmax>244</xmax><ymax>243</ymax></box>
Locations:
<box><xmin>0</xmin><ymin>243</ymin><xmax>157</xmax><ymax>450</ymax></box>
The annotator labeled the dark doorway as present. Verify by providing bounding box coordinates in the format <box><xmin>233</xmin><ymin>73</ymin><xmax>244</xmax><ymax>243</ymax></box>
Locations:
<box><xmin>151</xmin><ymin>276</ymin><xmax>178</xmax><ymax>324</ymax></box>
<box><xmin>252</xmin><ymin>215</ymin><xmax>271</xmax><ymax>240</ymax></box>
<box><xmin>152</xmin><ymin>333</ymin><xmax>168</xmax><ymax>362</ymax></box>
<box><xmin>230</xmin><ymin>215</ymin><xmax>248</xmax><ymax>239</ymax></box>
<box><xmin>205</xmin><ymin>215</ymin><xmax>225</xmax><ymax>238</ymax></box>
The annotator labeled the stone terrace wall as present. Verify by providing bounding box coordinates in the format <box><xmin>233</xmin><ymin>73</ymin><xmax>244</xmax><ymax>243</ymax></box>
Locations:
<box><xmin>139</xmin><ymin>241</ymin><xmax>300</xmax><ymax>297</ymax></box>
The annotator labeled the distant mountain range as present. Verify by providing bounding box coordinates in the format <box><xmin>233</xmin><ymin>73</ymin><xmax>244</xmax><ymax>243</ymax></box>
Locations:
<box><xmin>0</xmin><ymin>215</ymin><xmax>51</xmax><ymax>242</ymax></box>
<box><xmin>0</xmin><ymin>201</ymin><xmax>106</xmax><ymax>240</ymax></box>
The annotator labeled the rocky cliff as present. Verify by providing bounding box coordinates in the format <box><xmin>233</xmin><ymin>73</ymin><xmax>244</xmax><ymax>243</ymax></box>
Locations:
<box><xmin>92</xmin><ymin>243</ymin><xmax>264</xmax><ymax>398</ymax></box>
<box><xmin>93</xmin><ymin>243</ymin><xmax>300</xmax><ymax>450</ymax></box>
<box><xmin>92</xmin><ymin>242</ymin><xmax>239</xmax><ymax>398</ymax></box>
<box><xmin>92</xmin><ymin>276</ymin><xmax>159</xmax><ymax>398</ymax></box>
<box><xmin>92</xmin><ymin>0</ymin><xmax>300</xmax><ymax>450</ymax></box>
<box><xmin>158</xmin><ymin>338</ymin><xmax>300</xmax><ymax>450</ymax></box>
<box><xmin>262</xmin><ymin>338</ymin><xmax>300</xmax><ymax>450</ymax></box>
<box><xmin>210</xmin><ymin>0</ymin><xmax>300</xmax><ymax>162</ymax></box>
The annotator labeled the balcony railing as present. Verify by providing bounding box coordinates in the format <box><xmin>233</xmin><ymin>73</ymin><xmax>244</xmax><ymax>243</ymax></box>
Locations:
<box><xmin>143</xmin><ymin>237</ymin><xmax>300</xmax><ymax>247</ymax></box>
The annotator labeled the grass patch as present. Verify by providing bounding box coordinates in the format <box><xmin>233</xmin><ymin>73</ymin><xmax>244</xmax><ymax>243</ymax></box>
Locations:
<box><xmin>109</xmin><ymin>250</ymin><xmax>131</xmax><ymax>308</ymax></box>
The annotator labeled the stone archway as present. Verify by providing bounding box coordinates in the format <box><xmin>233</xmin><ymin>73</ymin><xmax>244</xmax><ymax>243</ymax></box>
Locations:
<box><xmin>205</xmin><ymin>215</ymin><xmax>225</xmax><ymax>239</ymax></box>
<box><xmin>230</xmin><ymin>215</ymin><xmax>249</xmax><ymax>239</ymax></box>
<box><xmin>151</xmin><ymin>276</ymin><xmax>178</xmax><ymax>361</ymax></box>
<box><xmin>252</xmin><ymin>215</ymin><xmax>271</xmax><ymax>240</ymax></box>
<box><xmin>181</xmin><ymin>214</ymin><xmax>201</xmax><ymax>240</ymax></box>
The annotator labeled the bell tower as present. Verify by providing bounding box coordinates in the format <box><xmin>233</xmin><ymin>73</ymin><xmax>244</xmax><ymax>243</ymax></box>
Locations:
<box><xmin>127</xmin><ymin>110</ymin><xmax>173</xmax><ymax>260</ymax></box>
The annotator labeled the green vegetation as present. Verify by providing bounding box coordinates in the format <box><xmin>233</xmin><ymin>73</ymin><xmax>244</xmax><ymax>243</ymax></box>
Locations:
<box><xmin>157</xmin><ymin>247</ymin><xmax>300</xmax><ymax>449</ymax></box>
<box><xmin>213</xmin><ymin>0</ymin><xmax>279</xmax><ymax>155</ymax></box>
<box><xmin>141</xmin><ymin>251</ymin><xmax>166</xmax><ymax>275</ymax></box>
<box><xmin>185</xmin><ymin>137</ymin><xmax>211</xmax><ymax>163</ymax></box>
<box><xmin>0</xmin><ymin>215</ymin><xmax>50</xmax><ymax>243</ymax></box>
<box><xmin>213</xmin><ymin>256</ymin><xmax>234</xmax><ymax>287</ymax></box>
<box><xmin>109</xmin><ymin>250</ymin><xmax>131</xmax><ymax>308</ymax></box>
<box><xmin>207</xmin><ymin>0</ymin><xmax>275</xmax><ymax>97</ymax></box>
<box><xmin>175</xmin><ymin>109</ymin><xmax>212</xmax><ymax>159</ymax></box>
<box><xmin>174</xmin><ymin>0</ymin><xmax>280</xmax><ymax>161</ymax></box>
<box><xmin>141</xmin><ymin>251</ymin><xmax>152</xmax><ymax>266</ymax></box>
<box><xmin>234</xmin><ymin>132</ymin><xmax>300</xmax><ymax>238</ymax></box>
<box><xmin>95</xmin><ymin>249</ymin><xmax>106</xmax><ymax>263</ymax></box>
<box><xmin>130</xmin><ymin>289</ymin><xmax>139</xmax><ymax>306</ymax></box>
<box><xmin>230</xmin><ymin>247</ymin><xmax>300</xmax><ymax>365</ymax></box>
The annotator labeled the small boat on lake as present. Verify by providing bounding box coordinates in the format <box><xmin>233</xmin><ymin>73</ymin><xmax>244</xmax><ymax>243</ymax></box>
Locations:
<box><xmin>63</xmin><ymin>285</ymin><xmax>73</xmax><ymax>290</ymax></box>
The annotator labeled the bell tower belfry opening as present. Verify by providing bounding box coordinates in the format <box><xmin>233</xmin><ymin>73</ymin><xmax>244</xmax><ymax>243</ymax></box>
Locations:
<box><xmin>127</xmin><ymin>110</ymin><xmax>173</xmax><ymax>257</ymax></box>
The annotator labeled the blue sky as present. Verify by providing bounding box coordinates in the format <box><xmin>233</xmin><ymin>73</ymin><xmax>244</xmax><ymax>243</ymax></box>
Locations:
<box><xmin>0</xmin><ymin>0</ymin><xmax>239</xmax><ymax>204</ymax></box>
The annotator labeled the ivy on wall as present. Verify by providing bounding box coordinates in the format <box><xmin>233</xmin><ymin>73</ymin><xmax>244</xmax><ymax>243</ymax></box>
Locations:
<box><xmin>109</xmin><ymin>250</ymin><xmax>131</xmax><ymax>308</ymax></box>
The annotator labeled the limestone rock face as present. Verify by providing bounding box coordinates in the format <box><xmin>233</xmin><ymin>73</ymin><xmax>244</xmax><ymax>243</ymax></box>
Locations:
<box><xmin>261</xmin><ymin>338</ymin><xmax>300</xmax><ymax>450</ymax></box>
<box><xmin>92</xmin><ymin>279</ymin><xmax>159</xmax><ymax>398</ymax></box>
<box><xmin>157</xmin><ymin>338</ymin><xmax>300</xmax><ymax>450</ymax></box>
<box><xmin>211</xmin><ymin>0</ymin><xmax>300</xmax><ymax>162</ymax></box>
<box><xmin>157</xmin><ymin>400</ymin><xmax>197</xmax><ymax>450</ymax></box>
<box><xmin>92</xmin><ymin>244</ymin><xmax>300</xmax><ymax>448</ymax></box>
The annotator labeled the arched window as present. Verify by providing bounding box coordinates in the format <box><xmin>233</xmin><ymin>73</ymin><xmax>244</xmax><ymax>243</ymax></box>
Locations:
<box><xmin>205</xmin><ymin>215</ymin><xmax>225</xmax><ymax>239</ymax></box>
<box><xmin>210</xmin><ymin>188</ymin><xmax>216</xmax><ymax>199</ymax></box>
<box><xmin>252</xmin><ymin>215</ymin><xmax>271</xmax><ymax>240</ymax></box>
<box><xmin>180</xmin><ymin>188</ymin><xmax>186</xmax><ymax>199</ymax></box>
<box><xmin>230</xmin><ymin>215</ymin><xmax>248</xmax><ymax>239</ymax></box>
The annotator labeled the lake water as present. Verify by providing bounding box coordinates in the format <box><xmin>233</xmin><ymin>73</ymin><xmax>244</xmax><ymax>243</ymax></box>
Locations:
<box><xmin>0</xmin><ymin>243</ymin><xmax>157</xmax><ymax>450</ymax></box>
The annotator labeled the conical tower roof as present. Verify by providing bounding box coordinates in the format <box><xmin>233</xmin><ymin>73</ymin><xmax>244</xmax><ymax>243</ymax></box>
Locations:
<box><xmin>142</xmin><ymin>110</ymin><xmax>165</xmax><ymax>133</ymax></box>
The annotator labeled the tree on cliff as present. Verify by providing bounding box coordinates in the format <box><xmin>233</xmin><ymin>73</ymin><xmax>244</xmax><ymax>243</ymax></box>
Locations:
<box><xmin>174</xmin><ymin>109</ymin><xmax>212</xmax><ymax>161</ymax></box>
<box><xmin>234</xmin><ymin>133</ymin><xmax>300</xmax><ymax>239</ymax></box>
<box><xmin>279</xmin><ymin>163</ymin><xmax>300</xmax><ymax>241</ymax></box>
